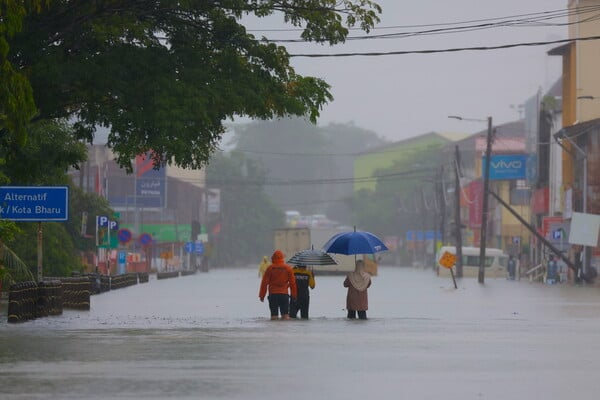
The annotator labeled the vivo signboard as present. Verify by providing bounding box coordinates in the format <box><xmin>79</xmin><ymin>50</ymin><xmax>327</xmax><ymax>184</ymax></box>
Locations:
<box><xmin>483</xmin><ymin>154</ymin><xmax>528</xmax><ymax>180</ymax></box>
<box><xmin>0</xmin><ymin>186</ymin><xmax>69</xmax><ymax>221</ymax></box>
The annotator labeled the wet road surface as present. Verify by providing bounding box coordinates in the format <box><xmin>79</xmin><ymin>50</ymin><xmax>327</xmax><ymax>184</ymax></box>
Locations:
<box><xmin>1</xmin><ymin>266</ymin><xmax>600</xmax><ymax>399</ymax></box>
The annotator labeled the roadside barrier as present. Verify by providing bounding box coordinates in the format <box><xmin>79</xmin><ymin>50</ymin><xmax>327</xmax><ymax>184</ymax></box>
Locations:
<box><xmin>138</xmin><ymin>272</ymin><xmax>149</xmax><ymax>283</ymax></box>
<box><xmin>156</xmin><ymin>271</ymin><xmax>179</xmax><ymax>280</ymax></box>
<box><xmin>6</xmin><ymin>268</ymin><xmax>196</xmax><ymax>322</ymax></box>
<box><xmin>180</xmin><ymin>269</ymin><xmax>196</xmax><ymax>276</ymax></box>
<box><xmin>7</xmin><ymin>281</ymin><xmax>38</xmax><ymax>323</ymax></box>
<box><xmin>36</xmin><ymin>280</ymin><xmax>63</xmax><ymax>317</ymax></box>
<box><xmin>44</xmin><ymin>277</ymin><xmax>91</xmax><ymax>310</ymax></box>
<box><xmin>110</xmin><ymin>273</ymin><xmax>138</xmax><ymax>290</ymax></box>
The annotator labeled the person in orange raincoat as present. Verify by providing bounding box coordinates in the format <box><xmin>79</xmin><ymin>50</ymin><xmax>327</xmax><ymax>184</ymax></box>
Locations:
<box><xmin>259</xmin><ymin>250</ymin><xmax>297</xmax><ymax>320</ymax></box>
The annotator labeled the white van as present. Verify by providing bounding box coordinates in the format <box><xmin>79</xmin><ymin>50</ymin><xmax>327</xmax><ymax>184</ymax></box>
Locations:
<box><xmin>436</xmin><ymin>246</ymin><xmax>508</xmax><ymax>278</ymax></box>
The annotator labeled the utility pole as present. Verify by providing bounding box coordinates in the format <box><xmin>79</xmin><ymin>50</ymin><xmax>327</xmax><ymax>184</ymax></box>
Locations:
<box><xmin>421</xmin><ymin>187</ymin><xmax>428</xmax><ymax>267</ymax></box>
<box><xmin>438</xmin><ymin>166</ymin><xmax>447</xmax><ymax>245</ymax></box>
<box><xmin>478</xmin><ymin>116</ymin><xmax>493</xmax><ymax>284</ymax></box>
<box><xmin>454</xmin><ymin>145</ymin><xmax>463</xmax><ymax>277</ymax></box>
<box><xmin>433</xmin><ymin>167</ymin><xmax>445</xmax><ymax>269</ymax></box>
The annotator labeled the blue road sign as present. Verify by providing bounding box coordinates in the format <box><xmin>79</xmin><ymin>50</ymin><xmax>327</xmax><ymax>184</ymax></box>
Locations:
<box><xmin>117</xmin><ymin>228</ymin><xmax>132</xmax><ymax>244</ymax></box>
<box><xmin>195</xmin><ymin>241</ymin><xmax>204</xmax><ymax>255</ymax></box>
<box><xmin>0</xmin><ymin>186</ymin><xmax>68</xmax><ymax>221</ymax></box>
<box><xmin>139</xmin><ymin>233</ymin><xmax>153</xmax><ymax>246</ymax></box>
<box><xmin>184</xmin><ymin>242</ymin><xmax>194</xmax><ymax>253</ymax></box>
<box><xmin>97</xmin><ymin>216</ymin><xmax>118</xmax><ymax>229</ymax></box>
<box><xmin>425</xmin><ymin>230</ymin><xmax>442</xmax><ymax>240</ymax></box>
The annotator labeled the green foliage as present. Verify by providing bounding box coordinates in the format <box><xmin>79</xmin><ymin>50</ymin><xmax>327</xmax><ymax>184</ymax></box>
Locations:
<box><xmin>0</xmin><ymin>120</ymin><xmax>86</xmax><ymax>185</ymax></box>
<box><xmin>6</xmin><ymin>221</ymin><xmax>80</xmax><ymax>277</ymax></box>
<box><xmin>0</xmin><ymin>120</ymin><xmax>111</xmax><ymax>277</ymax></box>
<box><xmin>0</xmin><ymin>242</ymin><xmax>34</xmax><ymax>288</ymax></box>
<box><xmin>231</xmin><ymin>118</ymin><xmax>387</xmax><ymax>223</ymax></box>
<box><xmin>7</xmin><ymin>1</ymin><xmax>381</xmax><ymax>171</ymax></box>
<box><xmin>66</xmin><ymin>183</ymin><xmax>113</xmax><ymax>253</ymax></box>
<box><xmin>206</xmin><ymin>151</ymin><xmax>283</xmax><ymax>265</ymax></box>
<box><xmin>0</xmin><ymin>0</ymin><xmax>45</xmax><ymax>147</ymax></box>
<box><xmin>353</xmin><ymin>138</ymin><xmax>449</xmax><ymax>236</ymax></box>
<box><xmin>4</xmin><ymin>183</ymin><xmax>113</xmax><ymax>278</ymax></box>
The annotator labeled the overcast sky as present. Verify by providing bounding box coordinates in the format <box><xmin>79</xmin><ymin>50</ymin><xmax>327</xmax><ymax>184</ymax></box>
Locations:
<box><xmin>236</xmin><ymin>0</ymin><xmax>570</xmax><ymax>142</ymax></box>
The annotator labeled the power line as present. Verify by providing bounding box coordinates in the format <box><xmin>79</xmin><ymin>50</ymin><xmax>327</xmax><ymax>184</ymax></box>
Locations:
<box><xmin>248</xmin><ymin>6</ymin><xmax>598</xmax><ymax>34</ymax></box>
<box><xmin>231</xmin><ymin>142</ymin><xmax>449</xmax><ymax>157</ymax></box>
<box><xmin>254</xmin><ymin>6</ymin><xmax>600</xmax><ymax>45</ymax></box>
<box><xmin>267</xmin><ymin>8</ymin><xmax>594</xmax><ymax>43</ymax></box>
<box><xmin>289</xmin><ymin>35</ymin><xmax>600</xmax><ymax>58</ymax></box>
<box><xmin>171</xmin><ymin>166</ymin><xmax>444</xmax><ymax>187</ymax></box>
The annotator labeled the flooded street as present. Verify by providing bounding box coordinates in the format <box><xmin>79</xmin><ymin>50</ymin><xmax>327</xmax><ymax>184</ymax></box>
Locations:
<box><xmin>2</xmin><ymin>266</ymin><xmax>600</xmax><ymax>399</ymax></box>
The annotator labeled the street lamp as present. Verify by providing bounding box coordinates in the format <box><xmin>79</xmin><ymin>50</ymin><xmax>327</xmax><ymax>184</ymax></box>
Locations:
<box><xmin>448</xmin><ymin>115</ymin><xmax>493</xmax><ymax>284</ymax></box>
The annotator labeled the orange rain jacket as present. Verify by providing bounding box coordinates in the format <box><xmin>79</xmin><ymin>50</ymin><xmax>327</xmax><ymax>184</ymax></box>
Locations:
<box><xmin>259</xmin><ymin>251</ymin><xmax>297</xmax><ymax>300</ymax></box>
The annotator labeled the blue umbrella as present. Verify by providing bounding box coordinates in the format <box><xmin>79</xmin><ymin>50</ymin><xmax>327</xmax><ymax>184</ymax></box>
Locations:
<box><xmin>322</xmin><ymin>227</ymin><xmax>388</xmax><ymax>255</ymax></box>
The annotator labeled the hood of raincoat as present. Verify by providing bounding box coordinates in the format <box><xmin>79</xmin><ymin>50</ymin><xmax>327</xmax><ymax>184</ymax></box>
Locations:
<box><xmin>271</xmin><ymin>250</ymin><xmax>285</xmax><ymax>264</ymax></box>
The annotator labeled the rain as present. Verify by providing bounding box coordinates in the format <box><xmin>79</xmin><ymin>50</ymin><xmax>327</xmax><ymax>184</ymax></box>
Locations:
<box><xmin>2</xmin><ymin>1</ymin><xmax>600</xmax><ymax>399</ymax></box>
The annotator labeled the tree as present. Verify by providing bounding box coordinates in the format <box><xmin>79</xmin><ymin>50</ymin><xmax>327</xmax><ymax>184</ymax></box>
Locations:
<box><xmin>232</xmin><ymin>118</ymin><xmax>332</xmax><ymax>214</ymax></box>
<box><xmin>205</xmin><ymin>151</ymin><xmax>283</xmax><ymax>266</ymax></box>
<box><xmin>8</xmin><ymin>1</ymin><xmax>381</xmax><ymax>170</ymax></box>
<box><xmin>3</xmin><ymin>182</ymin><xmax>113</xmax><ymax>278</ymax></box>
<box><xmin>0</xmin><ymin>119</ymin><xmax>86</xmax><ymax>185</ymax></box>
<box><xmin>231</xmin><ymin>118</ymin><xmax>387</xmax><ymax>223</ymax></box>
<box><xmin>0</xmin><ymin>0</ymin><xmax>42</xmax><ymax>147</ymax></box>
<box><xmin>353</xmin><ymin>140</ymin><xmax>447</xmax><ymax>236</ymax></box>
<box><xmin>0</xmin><ymin>121</ymin><xmax>112</xmax><ymax>277</ymax></box>
<box><xmin>0</xmin><ymin>243</ymin><xmax>34</xmax><ymax>290</ymax></box>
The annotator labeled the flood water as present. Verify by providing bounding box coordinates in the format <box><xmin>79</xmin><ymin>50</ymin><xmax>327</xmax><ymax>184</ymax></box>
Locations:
<box><xmin>2</xmin><ymin>266</ymin><xmax>600</xmax><ymax>399</ymax></box>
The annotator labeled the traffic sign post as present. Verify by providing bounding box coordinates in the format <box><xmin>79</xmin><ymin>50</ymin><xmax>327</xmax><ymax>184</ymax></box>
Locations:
<box><xmin>117</xmin><ymin>228</ymin><xmax>133</xmax><ymax>245</ymax></box>
<box><xmin>184</xmin><ymin>241</ymin><xmax>194</xmax><ymax>270</ymax></box>
<box><xmin>194</xmin><ymin>241</ymin><xmax>204</xmax><ymax>255</ymax></box>
<box><xmin>96</xmin><ymin>215</ymin><xmax>120</xmax><ymax>275</ymax></box>
<box><xmin>0</xmin><ymin>186</ymin><xmax>69</xmax><ymax>221</ymax></box>
<box><xmin>438</xmin><ymin>251</ymin><xmax>458</xmax><ymax>289</ymax></box>
<box><xmin>139</xmin><ymin>233</ymin><xmax>153</xmax><ymax>246</ymax></box>
<box><xmin>0</xmin><ymin>186</ymin><xmax>70</xmax><ymax>282</ymax></box>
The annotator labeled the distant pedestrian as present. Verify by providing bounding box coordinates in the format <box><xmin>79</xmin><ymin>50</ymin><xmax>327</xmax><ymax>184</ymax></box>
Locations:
<box><xmin>259</xmin><ymin>250</ymin><xmax>297</xmax><ymax>320</ymax></box>
<box><xmin>290</xmin><ymin>264</ymin><xmax>315</xmax><ymax>319</ymax></box>
<box><xmin>507</xmin><ymin>255</ymin><xmax>517</xmax><ymax>280</ymax></box>
<box><xmin>258</xmin><ymin>255</ymin><xmax>269</xmax><ymax>278</ymax></box>
<box><xmin>343</xmin><ymin>259</ymin><xmax>371</xmax><ymax>320</ymax></box>
<box><xmin>573</xmin><ymin>245</ymin><xmax>583</xmax><ymax>284</ymax></box>
<box><xmin>547</xmin><ymin>255</ymin><xmax>558</xmax><ymax>284</ymax></box>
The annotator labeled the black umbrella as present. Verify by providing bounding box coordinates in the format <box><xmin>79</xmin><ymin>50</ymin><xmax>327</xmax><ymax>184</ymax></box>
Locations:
<box><xmin>287</xmin><ymin>248</ymin><xmax>338</xmax><ymax>266</ymax></box>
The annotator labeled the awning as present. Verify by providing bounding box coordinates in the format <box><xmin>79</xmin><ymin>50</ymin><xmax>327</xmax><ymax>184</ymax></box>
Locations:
<box><xmin>555</xmin><ymin>118</ymin><xmax>600</xmax><ymax>139</ymax></box>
